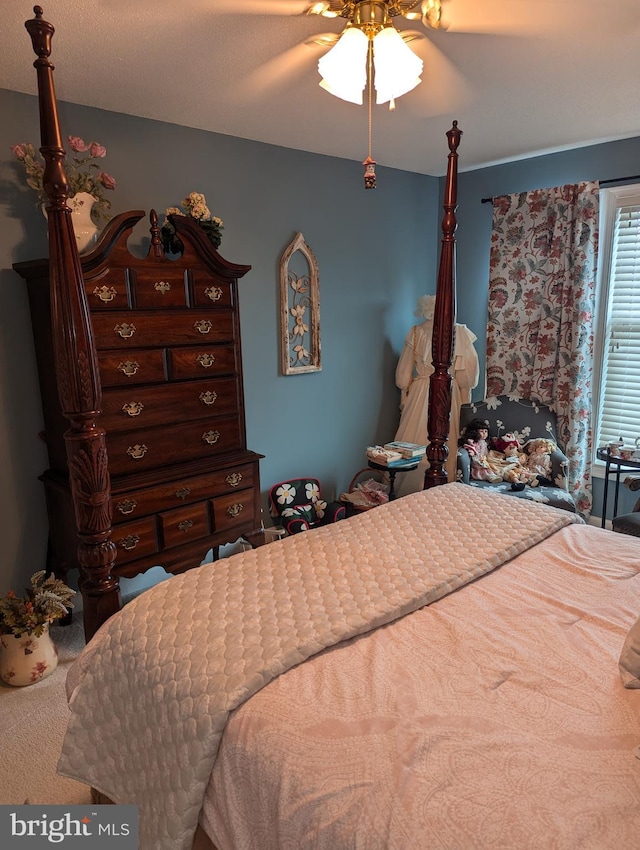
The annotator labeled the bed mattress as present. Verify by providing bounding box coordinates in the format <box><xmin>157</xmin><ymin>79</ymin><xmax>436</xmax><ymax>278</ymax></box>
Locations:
<box><xmin>202</xmin><ymin>522</ymin><xmax>640</xmax><ymax>850</ymax></box>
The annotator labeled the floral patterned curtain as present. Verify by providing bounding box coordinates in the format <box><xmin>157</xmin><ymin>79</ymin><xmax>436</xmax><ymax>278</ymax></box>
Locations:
<box><xmin>486</xmin><ymin>182</ymin><xmax>599</xmax><ymax>516</ymax></box>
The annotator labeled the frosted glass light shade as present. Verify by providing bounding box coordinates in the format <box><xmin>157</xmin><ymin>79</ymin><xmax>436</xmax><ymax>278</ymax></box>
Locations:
<box><xmin>373</xmin><ymin>26</ymin><xmax>423</xmax><ymax>105</ymax></box>
<box><xmin>318</xmin><ymin>26</ymin><xmax>369</xmax><ymax>104</ymax></box>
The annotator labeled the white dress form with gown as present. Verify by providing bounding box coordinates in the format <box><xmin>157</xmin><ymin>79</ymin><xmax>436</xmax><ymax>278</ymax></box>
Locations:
<box><xmin>393</xmin><ymin>319</ymin><xmax>480</xmax><ymax>495</ymax></box>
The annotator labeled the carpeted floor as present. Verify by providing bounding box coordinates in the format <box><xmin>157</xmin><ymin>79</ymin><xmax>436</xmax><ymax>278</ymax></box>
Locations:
<box><xmin>0</xmin><ymin>619</ymin><xmax>91</xmax><ymax>805</ymax></box>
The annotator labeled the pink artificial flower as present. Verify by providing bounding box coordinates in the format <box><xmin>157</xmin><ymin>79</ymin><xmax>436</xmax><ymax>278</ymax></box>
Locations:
<box><xmin>89</xmin><ymin>142</ymin><xmax>107</xmax><ymax>158</ymax></box>
<box><xmin>67</xmin><ymin>135</ymin><xmax>89</xmax><ymax>152</ymax></box>
<box><xmin>98</xmin><ymin>172</ymin><xmax>116</xmax><ymax>190</ymax></box>
<box><xmin>10</xmin><ymin>144</ymin><xmax>28</xmax><ymax>160</ymax></box>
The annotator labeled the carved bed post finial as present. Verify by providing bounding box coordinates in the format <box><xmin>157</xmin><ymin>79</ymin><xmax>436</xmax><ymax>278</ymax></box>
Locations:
<box><xmin>25</xmin><ymin>8</ymin><xmax>121</xmax><ymax>640</ymax></box>
<box><xmin>424</xmin><ymin>121</ymin><xmax>462</xmax><ymax>490</ymax></box>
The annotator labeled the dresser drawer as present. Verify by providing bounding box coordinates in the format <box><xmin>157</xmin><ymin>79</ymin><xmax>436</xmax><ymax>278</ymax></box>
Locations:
<box><xmin>113</xmin><ymin>516</ymin><xmax>159</xmax><ymax>565</ymax></box>
<box><xmin>212</xmin><ymin>489</ymin><xmax>257</xmax><ymax>534</ymax></box>
<box><xmin>130</xmin><ymin>268</ymin><xmax>188</xmax><ymax>309</ymax></box>
<box><xmin>111</xmin><ymin>462</ymin><xmax>256</xmax><ymax>523</ymax></box>
<box><xmin>107</xmin><ymin>415</ymin><xmax>243</xmax><ymax>475</ymax></box>
<box><xmin>160</xmin><ymin>502</ymin><xmax>211</xmax><ymax>549</ymax></box>
<box><xmin>98</xmin><ymin>348</ymin><xmax>167</xmax><ymax>388</ymax></box>
<box><xmin>101</xmin><ymin>377</ymin><xmax>240</xmax><ymax>432</ymax></box>
<box><xmin>191</xmin><ymin>274</ymin><xmax>233</xmax><ymax>309</ymax></box>
<box><xmin>91</xmin><ymin>310</ymin><xmax>234</xmax><ymax>349</ymax></box>
<box><xmin>168</xmin><ymin>344</ymin><xmax>237</xmax><ymax>380</ymax></box>
<box><xmin>85</xmin><ymin>268</ymin><xmax>130</xmax><ymax>310</ymax></box>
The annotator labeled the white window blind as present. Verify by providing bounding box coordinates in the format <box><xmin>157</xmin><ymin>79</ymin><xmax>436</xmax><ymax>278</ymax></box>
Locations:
<box><xmin>596</xmin><ymin>190</ymin><xmax>640</xmax><ymax>449</ymax></box>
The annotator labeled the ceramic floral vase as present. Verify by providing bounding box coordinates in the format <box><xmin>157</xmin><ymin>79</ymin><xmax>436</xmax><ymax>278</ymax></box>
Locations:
<box><xmin>0</xmin><ymin>624</ymin><xmax>58</xmax><ymax>687</ymax></box>
<box><xmin>42</xmin><ymin>191</ymin><xmax>99</xmax><ymax>254</ymax></box>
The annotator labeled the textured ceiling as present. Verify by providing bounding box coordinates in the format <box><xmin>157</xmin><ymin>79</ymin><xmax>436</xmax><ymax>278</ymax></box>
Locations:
<box><xmin>2</xmin><ymin>0</ymin><xmax>640</xmax><ymax>176</ymax></box>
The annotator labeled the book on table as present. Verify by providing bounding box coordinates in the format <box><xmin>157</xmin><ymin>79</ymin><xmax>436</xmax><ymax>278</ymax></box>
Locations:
<box><xmin>366</xmin><ymin>446</ymin><xmax>421</xmax><ymax>468</ymax></box>
<box><xmin>383</xmin><ymin>441</ymin><xmax>427</xmax><ymax>459</ymax></box>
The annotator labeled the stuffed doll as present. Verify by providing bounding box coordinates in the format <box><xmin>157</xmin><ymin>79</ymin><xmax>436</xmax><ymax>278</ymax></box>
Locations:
<box><xmin>492</xmin><ymin>436</ymin><xmax>540</xmax><ymax>487</ymax></box>
<box><xmin>523</xmin><ymin>437</ymin><xmax>557</xmax><ymax>486</ymax></box>
<box><xmin>459</xmin><ymin>418</ymin><xmax>502</xmax><ymax>482</ymax></box>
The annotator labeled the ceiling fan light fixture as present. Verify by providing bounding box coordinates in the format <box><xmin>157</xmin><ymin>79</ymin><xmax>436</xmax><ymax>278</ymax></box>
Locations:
<box><xmin>318</xmin><ymin>25</ymin><xmax>369</xmax><ymax>104</ymax></box>
<box><xmin>373</xmin><ymin>25</ymin><xmax>423</xmax><ymax>105</ymax></box>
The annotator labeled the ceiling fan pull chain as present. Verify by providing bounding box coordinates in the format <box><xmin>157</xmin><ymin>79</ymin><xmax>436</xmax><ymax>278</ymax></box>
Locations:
<box><xmin>362</xmin><ymin>37</ymin><xmax>377</xmax><ymax>189</ymax></box>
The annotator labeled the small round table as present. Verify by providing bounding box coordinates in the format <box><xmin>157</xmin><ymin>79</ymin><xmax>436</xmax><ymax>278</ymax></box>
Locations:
<box><xmin>367</xmin><ymin>459</ymin><xmax>420</xmax><ymax>500</ymax></box>
<box><xmin>596</xmin><ymin>447</ymin><xmax>640</xmax><ymax>527</ymax></box>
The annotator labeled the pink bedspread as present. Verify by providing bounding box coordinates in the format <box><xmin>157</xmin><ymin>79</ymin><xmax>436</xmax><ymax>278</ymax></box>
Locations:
<box><xmin>202</xmin><ymin>524</ymin><xmax>640</xmax><ymax>850</ymax></box>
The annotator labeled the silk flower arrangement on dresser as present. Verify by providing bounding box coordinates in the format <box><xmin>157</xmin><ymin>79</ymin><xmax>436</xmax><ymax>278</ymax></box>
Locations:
<box><xmin>13</xmin><ymin>178</ymin><xmax>263</xmax><ymax>620</ymax></box>
<box><xmin>11</xmin><ymin>135</ymin><xmax>117</xmax><ymax>253</ymax></box>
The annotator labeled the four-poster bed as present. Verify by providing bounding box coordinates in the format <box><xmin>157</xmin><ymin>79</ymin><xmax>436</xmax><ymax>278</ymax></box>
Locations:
<box><xmin>15</xmin><ymin>8</ymin><xmax>640</xmax><ymax>850</ymax></box>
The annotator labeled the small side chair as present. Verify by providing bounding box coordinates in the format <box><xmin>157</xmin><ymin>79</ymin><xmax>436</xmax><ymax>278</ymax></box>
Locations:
<box><xmin>612</xmin><ymin>477</ymin><xmax>640</xmax><ymax>537</ymax></box>
<box><xmin>269</xmin><ymin>477</ymin><xmax>347</xmax><ymax>535</ymax></box>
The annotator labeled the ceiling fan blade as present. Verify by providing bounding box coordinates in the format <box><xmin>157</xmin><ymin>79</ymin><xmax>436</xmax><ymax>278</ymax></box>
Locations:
<box><xmin>211</xmin><ymin>0</ymin><xmax>312</xmax><ymax>15</ymax></box>
<box><xmin>238</xmin><ymin>41</ymin><xmax>326</xmax><ymax>97</ymax></box>
<box><xmin>407</xmin><ymin>36</ymin><xmax>471</xmax><ymax>115</ymax></box>
<box><xmin>304</xmin><ymin>31</ymin><xmax>340</xmax><ymax>47</ymax></box>
<box><xmin>439</xmin><ymin>0</ymin><xmax>638</xmax><ymax>36</ymax></box>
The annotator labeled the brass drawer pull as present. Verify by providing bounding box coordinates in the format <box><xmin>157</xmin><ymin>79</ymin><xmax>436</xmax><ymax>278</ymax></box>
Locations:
<box><xmin>118</xmin><ymin>534</ymin><xmax>140</xmax><ymax>551</ymax></box>
<box><xmin>202</xmin><ymin>430</ymin><xmax>220</xmax><ymax>445</ymax></box>
<box><xmin>154</xmin><ymin>280</ymin><xmax>171</xmax><ymax>294</ymax></box>
<box><xmin>115</xmin><ymin>322</ymin><xmax>136</xmax><ymax>339</ymax></box>
<box><xmin>197</xmin><ymin>353</ymin><xmax>216</xmax><ymax>368</ymax></box>
<box><xmin>126</xmin><ymin>444</ymin><xmax>148</xmax><ymax>460</ymax></box>
<box><xmin>226</xmin><ymin>472</ymin><xmax>243</xmax><ymax>487</ymax></box>
<box><xmin>93</xmin><ymin>285</ymin><xmax>117</xmax><ymax>303</ymax></box>
<box><xmin>175</xmin><ymin>487</ymin><xmax>191</xmax><ymax>500</ymax></box>
<box><xmin>118</xmin><ymin>360</ymin><xmax>140</xmax><ymax>377</ymax></box>
<box><xmin>204</xmin><ymin>285</ymin><xmax>222</xmax><ymax>302</ymax></box>
<box><xmin>115</xmin><ymin>498</ymin><xmax>138</xmax><ymax>516</ymax></box>
<box><xmin>194</xmin><ymin>319</ymin><xmax>213</xmax><ymax>334</ymax></box>
<box><xmin>226</xmin><ymin>503</ymin><xmax>244</xmax><ymax>518</ymax></box>
<box><xmin>178</xmin><ymin>520</ymin><xmax>194</xmax><ymax>532</ymax></box>
<box><xmin>122</xmin><ymin>401</ymin><xmax>144</xmax><ymax>417</ymax></box>
<box><xmin>199</xmin><ymin>390</ymin><xmax>217</xmax><ymax>406</ymax></box>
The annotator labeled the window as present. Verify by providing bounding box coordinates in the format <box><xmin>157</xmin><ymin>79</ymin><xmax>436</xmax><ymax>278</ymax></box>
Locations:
<box><xmin>593</xmin><ymin>185</ymin><xmax>640</xmax><ymax>457</ymax></box>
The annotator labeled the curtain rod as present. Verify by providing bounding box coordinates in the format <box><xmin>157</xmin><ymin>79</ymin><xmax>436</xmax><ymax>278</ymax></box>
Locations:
<box><xmin>480</xmin><ymin>174</ymin><xmax>640</xmax><ymax>204</ymax></box>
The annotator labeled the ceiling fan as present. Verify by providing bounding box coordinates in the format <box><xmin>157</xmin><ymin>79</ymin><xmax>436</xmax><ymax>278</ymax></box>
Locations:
<box><xmin>304</xmin><ymin>1</ymin><xmax>443</xmax><ymax>109</ymax></box>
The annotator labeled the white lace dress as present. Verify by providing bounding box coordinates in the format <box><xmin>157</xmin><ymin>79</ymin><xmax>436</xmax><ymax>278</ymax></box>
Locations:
<box><xmin>393</xmin><ymin>319</ymin><xmax>479</xmax><ymax>494</ymax></box>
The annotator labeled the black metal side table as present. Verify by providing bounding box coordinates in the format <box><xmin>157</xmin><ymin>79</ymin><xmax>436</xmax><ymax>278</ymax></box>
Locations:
<box><xmin>367</xmin><ymin>459</ymin><xmax>420</xmax><ymax>500</ymax></box>
<box><xmin>596</xmin><ymin>447</ymin><xmax>640</xmax><ymax>528</ymax></box>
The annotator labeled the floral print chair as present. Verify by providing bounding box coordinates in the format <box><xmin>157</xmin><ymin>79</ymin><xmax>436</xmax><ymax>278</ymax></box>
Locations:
<box><xmin>268</xmin><ymin>478</ymin><xmax>347</xmax><ymax>535</ymax></box>
<box><xmin>457</xmin><ymin>397</ymin><xmax>577</xmax><ymax>513</ymax></box>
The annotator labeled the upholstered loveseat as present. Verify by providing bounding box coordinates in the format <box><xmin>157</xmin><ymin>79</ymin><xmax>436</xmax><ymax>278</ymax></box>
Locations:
<box><xmin>457</xmin><ymin>397</ymin><xmax>576</xmax><ymax>513</ymax></box>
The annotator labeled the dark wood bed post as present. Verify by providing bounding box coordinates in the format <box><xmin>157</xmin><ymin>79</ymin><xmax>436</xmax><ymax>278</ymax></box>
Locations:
<box><xmin>25</xmin><ymin>7</ymin><xmax>121</xmax><ymax>641</ymax></box>
<box><xmin>424</xmin><ymin>121</ymin><xmax>462</xmax><ymax>490</ymax></box>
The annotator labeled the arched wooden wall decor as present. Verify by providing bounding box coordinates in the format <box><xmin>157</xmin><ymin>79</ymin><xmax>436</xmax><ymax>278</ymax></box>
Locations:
<box><xmin>279</xmin><ymin>232</ymin><xmax>321</xmax><ymax>375</ymax></box>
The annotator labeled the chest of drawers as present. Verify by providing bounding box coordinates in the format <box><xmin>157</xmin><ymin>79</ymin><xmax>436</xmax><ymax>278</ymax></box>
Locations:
<box><xmin>15</xmin><ymin>210</ymin><xmax>262</xmax><ymax>593</ymax></box>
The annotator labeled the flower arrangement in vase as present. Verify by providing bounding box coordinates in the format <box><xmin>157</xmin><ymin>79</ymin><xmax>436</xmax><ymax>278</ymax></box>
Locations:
<box><xmin>10</xmin><ymin>135</ymin><xmax>117</xmax><ymax>223</ymax></box>
<box><xmin>0</xmin><ymin>571</ymin><xmax>75</xmax><ymax>687</ymax></box>
<box><xmin>161</xmin><ymin>192</ymin><xmax>224</xmax><ymax>255</ymax></box>
<box><xmin>0</xmin><ymin>570</ymin><xmax>75</xmax><ymax>638</ymax></box>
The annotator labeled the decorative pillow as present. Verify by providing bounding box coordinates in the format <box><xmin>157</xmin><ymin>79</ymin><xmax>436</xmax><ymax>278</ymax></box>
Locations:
<box><xmin>619</xmin><ymin>614</ymin><xmax>640</xmax><ymax>688</ymax></box>
<box><xmin>280</xmin><ymin>504</ymin><xmax>317</xmax><ymax>533</ymax></box>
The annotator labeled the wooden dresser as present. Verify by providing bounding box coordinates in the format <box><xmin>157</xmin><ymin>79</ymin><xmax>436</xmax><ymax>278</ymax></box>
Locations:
<box><xmin>14</xmin><ymin>210</ymin><xmax>263</xmax><ymax>585</ymax></box>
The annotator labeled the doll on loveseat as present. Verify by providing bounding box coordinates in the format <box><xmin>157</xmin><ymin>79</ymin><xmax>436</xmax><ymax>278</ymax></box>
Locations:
<box><xmin>459</xmin><ymin>418</ymin><xmax>503</xmax><ymax>483</ymax></box>
<box><xmin>491</xmin><ymin>435</ymin><xmax>541</xmax><ymax>489</ymax></box>
<box><xmin>523</xmin><ymin>437</ymin><xmax>558</xmax><ymax>486</ymax></box>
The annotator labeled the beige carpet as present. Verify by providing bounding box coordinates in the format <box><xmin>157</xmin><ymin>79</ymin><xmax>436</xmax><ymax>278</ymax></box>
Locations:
<box><xmin>0</xmin><ymin>619</ymin><xmax>91</xmax><ymax>805</ymax></box>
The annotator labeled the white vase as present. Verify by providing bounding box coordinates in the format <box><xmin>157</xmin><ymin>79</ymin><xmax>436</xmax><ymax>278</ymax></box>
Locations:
<box><xmin>0</xmin><ymin>624</ymin><xmax>58</xmax><ymax>687</ymax></box>
<box><xmin>42</xmin><ymin>191</ymin><xmax>99</xmax><ymax>254</ymax></box>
